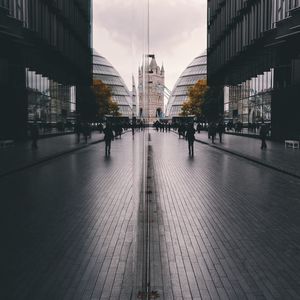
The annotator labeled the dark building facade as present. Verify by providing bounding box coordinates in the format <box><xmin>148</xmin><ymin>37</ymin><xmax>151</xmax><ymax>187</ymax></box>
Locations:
<box><xmin>208</xmin><ymin>0</ymin><xmax>300</xmax><ymax>140</ymax></box>
<box><xmin>0</xmin><ymin>0</ymin><xmax>92</xmax><ymax>139</ymax></box>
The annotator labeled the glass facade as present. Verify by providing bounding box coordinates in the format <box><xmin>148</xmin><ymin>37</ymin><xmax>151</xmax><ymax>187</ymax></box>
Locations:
<box><xmin>208</xmin><ymin>0</ymin><xmax>300</xmax><ymax>139</ymax></box>
<box><xmin>272</xmin><ymin>0</ymin><xmax>300</xmax><ymax>25</ymax></box>
<box><xmin>26</xmin><ymin>69</ymin><xmax>76</xmax><ymax>133</ymax></box>
<box><xmin>0</xmin><ymin>0</ymin><xmax>91</xmax><ymax>139</ymax></box>
<box><xmin>224</xmin><ymin>69</ymin><xmax>274</xmax><ymax>125</ymax></box>
<box><xmin>93</xmin><ymin>51</ymin><xmax>133</xmax><ymax>117</ymax></box>
<box><xmin>0</xmin><ymin>0</ymin><xmax>91</xmax><ymax>72</ymax></box>
<box><xmin>0</xmin><ymin>0</ymin><xmax>29</xmax><ymax>25</ymax></box>
<box><xmin>166</xmin><ymin>51</ymin><xmax>207</xmax><ymax>117</ymax></box>
<box><xmin>208</xmin><ymin>0</ymin><xmax>300</xmax><ymax>82</ymax></box>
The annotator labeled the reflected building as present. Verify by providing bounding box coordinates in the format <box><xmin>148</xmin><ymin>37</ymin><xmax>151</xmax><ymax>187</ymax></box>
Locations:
<box><xmin>139</xmin><ymin>55</ymin><xmax>165</xmax><ymax>123</ymax></box>
<box><xmin>208</xmin><ymin>0</ymin><xmax>300</xmax><ymax>140</ymax></box>
<box><xmin>166</xmin><ymin>52</ymin><xmax>207</xmax><ymax>117</ymax></box>
<box><xmin>0</xmin><ymin>1</ymin><xmax>92</xmax><ymax>139</ymax></box>
<box><xmin>93</xmin><ymin>51</ymin><xmax>133</xmax><ymax>117</ymax></box>
<box><xmin>131</xmin><ymin>76</ymin><xmax>137</xmax><ymax>116</ymax></box>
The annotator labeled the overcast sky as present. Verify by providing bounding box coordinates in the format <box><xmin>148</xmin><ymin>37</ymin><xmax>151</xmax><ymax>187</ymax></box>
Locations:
<box><xmin>93</xmin><ymin>0</ymin><xmax>207</xmax><ymax>94</ymax></box>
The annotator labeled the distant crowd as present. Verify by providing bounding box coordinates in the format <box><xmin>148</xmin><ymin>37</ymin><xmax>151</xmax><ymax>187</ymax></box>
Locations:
<box><xmin>169</xmin><ymin>119</ymin><xmax>271</xmax><ymax>155</ymax></box>
<box><xmin>28</xmin><ymin>118</ymin><xmax>271</xmax><ymax>155</ymax></box>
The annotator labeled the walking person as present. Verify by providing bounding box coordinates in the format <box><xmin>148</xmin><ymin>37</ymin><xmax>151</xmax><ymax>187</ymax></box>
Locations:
<box><xmin>210</xmin><ymin>122</ymin><xmax>217</xmax><ymax>144</ymax></box>
<box><xmin>186</xmin><ymin>123</ymin><xmax>196</xmax><ymax>156</ymax></box>
<box><xmin>82</xmin><ymin>122</ymin><xmax>89</xmax><ymax>143</ymax></box>
<box><xmin>104</xmin><ymin>123</ymin><xmax>114</xmax><ymax>156</ymax></box>
<box><xmin>217</xmin><ymin>121</ymin><xmax>225</xmax><ymax>143</ymax></box>
<box><xmin>260</xmin><ymin>121</ymin><xmax>268</xmax><ymax>149</ymax></box>
<box><xmin>30</xmin><ymin>121</ymin><xmax>39</xmax><ymax>149</ymax></box>
<box><xmin>208</xmin><ymin>122</ymin><xmax>212</xmax><ymax>139</ymax></box>
<box><xmin>98</xmin><ymin>123</ymin><xmax>103</xmax><ymax>134</ymax></box>
<box><xmin>75</xmin><ymin>121</ymin><xmax>81</xmax><ymax>143</ymax></box>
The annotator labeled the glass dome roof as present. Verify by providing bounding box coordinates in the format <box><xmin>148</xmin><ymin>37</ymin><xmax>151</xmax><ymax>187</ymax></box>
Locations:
<box><xmin>93</xmin><ymin>50</ymin><xmax>133</xmax><ymax>117</ymax></box>
<box><xmin>166</xmin><ymin>51</ymin><xmax>207</xmax><ymax>117</ymax></box>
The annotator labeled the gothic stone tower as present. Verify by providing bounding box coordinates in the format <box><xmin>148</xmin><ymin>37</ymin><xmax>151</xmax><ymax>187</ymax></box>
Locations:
<box><xmin>138</xmin><ymin>55</ymin><xmax>165</xmax><ymax>124</ymax></box>
<box><xmin>132</xmin><ymin>75</ymin><xmax>137</xmax><ymax>116</ymax></box>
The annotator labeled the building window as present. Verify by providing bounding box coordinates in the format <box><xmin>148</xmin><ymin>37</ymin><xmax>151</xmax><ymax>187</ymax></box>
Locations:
<box><xmin>26</xmin><ymin>68</ymin><xmax>77</xmax><ymax>135</ymax></box>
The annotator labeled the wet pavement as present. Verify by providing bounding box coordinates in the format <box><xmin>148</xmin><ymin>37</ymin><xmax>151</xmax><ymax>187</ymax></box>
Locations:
<box><xmin>0</xmin><ymin>133</ymin><xmax>104</xmax><ymax>177</ymax></box>
<box><xmin>193</xmin><ymin>131</ymin><xmax>300</xmax><ymax>178</ymax></box>
<box><xmin>1</xmin><ymin>130</ymin><xmax>300</xmax><ymax>299</ymax></box>
<box><xmin>150</xmin><ymin>130</ymin><xmax>300</xmax><ymax>299</ymax></box>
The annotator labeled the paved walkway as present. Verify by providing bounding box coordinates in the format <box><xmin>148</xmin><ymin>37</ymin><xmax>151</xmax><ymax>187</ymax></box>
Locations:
<box><xmin>1</xmin><ymin>133</ymin><xmax>140</xmax><ymax>300</ymax></box>
<box><xmin>192</xmin><ymin>131</ymin><xmax>300</xmax><ymax>178</ymax></box>
<box><xmin>149</xmin><ymin>130</ymin><xmax>300</xmax><ymax>299</ymax></box>
<box><xmin>0</xmin><ymin>132</ymin><xmax>104</xmax><ymax>177</ymax></box>
<box><xmin>1</xmin><ymin>130</ymin><xmax>300</xmax><ymax>299</ymax></box>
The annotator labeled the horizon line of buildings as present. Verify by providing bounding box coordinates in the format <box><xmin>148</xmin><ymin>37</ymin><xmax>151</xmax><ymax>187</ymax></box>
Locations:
<box><xmin>1</xmin><ymin>1</ymin><xmax>300</xmax><ymax>140</ymax></box>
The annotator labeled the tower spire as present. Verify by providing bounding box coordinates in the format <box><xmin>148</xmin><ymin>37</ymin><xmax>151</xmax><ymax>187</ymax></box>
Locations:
<box><xmin>161</xmin><ymin>63</ymin><xmax>165</xmax><ymax>75</ymax></box>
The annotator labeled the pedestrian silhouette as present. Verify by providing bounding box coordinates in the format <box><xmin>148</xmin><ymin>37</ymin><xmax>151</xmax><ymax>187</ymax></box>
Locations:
<box><xmin>186</xmin><ymin>123</ymin><xmax>196</xmax><ymax>156</ymax></box>
<box><xmin>82</xmin><ymin>122</ymin><xmax>89</xmax><ymax>143</ymax></box>
<box><xmin>260</xmin><ymin>121</ymin><xmax>268</xmax><ymax>149</ymax></box>
<box><xmin>104</xmin><ymin>123</ymin><xmax>114</xmax><ymax>156</ymax></box>
<box><xmin>75</xmin><ymin>121</ymin><xmax>81</xmax><ymax>143</ymax></box>
<box><xmin>217</xmin><ymin>121</ymin><xmax>225</xmax><ymax>143</ymax></box>
<box><xmin>30</xmin><ymin>121</ymin><xmax>39</xmax><ymax>149</ymax></box>
<box><xmin>209</xmin><ymin>122</ymin><xmax>217</xmax><ymax>143</ymax></box>
<box><xmin>178</xmin><ymin>124</ymin><xmax>185</xmax><ymax>139</ymax></box>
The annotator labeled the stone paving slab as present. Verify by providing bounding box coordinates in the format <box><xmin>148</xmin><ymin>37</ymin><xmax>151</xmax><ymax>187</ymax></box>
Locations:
<box><xmin>0</xmin><ymin>132</ymin><xmax>105</xmax><ymax>177</ymax></box>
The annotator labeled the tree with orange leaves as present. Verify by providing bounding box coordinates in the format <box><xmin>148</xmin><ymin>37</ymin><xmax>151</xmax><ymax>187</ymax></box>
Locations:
<box><xmin>180</xmin><ymin>80</ymin><xmax>208</xmax><ymax>117</ymax></box>
<box><xmin>93</xmin><ymin>79</ymin><xmax>120</xmax><ymax>117</ymax></box>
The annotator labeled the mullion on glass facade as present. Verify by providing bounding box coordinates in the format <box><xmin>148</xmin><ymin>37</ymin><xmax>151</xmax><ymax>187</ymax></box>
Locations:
<box><xmin>0</xmin><ymin>0</ymin><xmax>91</xmax><ymax>139</ymax></box>
<box><xmin>208</xmin><ymin>0</ymin><xmax>300</xmax><ymax>140</ymax></box>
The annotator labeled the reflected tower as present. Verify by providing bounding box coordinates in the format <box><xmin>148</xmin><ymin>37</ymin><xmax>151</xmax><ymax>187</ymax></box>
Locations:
<box><xmin>138</xmin><ymin>55</ymin><xmax>164</xmax><ymax>123</ymax></box>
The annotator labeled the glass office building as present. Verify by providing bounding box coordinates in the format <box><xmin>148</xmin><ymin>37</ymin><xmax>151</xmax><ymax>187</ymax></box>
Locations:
<box><xmin>93</xmin><ymin>51</ymin><xmax>133</xmax><ymax>117</ymax></box>
<box><xmin>26</xmin><ymin>70</ymin><xmax>76</xmax><ymax>129</ymax></box>
<box><xmin>0</xmin><ymin>0</ymin><xmax>92</xmax><ymax>139</ymax></box>
<box><xmin>166</xmin><ymin>52</ymin><xmax>207</xmax><ymax>117</ymax></box>
<box><xmin>208</xmin><ymin>0</ymin><xmax>300</xmax><ymax>140</ymax></box>
<box><xmin>224</xmin><ymin>69</ymin><xmax>274</xmax><ymax>124</ymax></box>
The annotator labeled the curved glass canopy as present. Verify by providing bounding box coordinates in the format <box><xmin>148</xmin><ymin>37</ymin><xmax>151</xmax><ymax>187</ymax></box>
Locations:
<box><xmin>93</xmin><ymin>50</ymin><xmax>133</xmax><ymax>117</ymax></box>
<box><xmin>166</xmin><ymin>51</ymin><xmax>207</xmax><ymax>117</ymax></box>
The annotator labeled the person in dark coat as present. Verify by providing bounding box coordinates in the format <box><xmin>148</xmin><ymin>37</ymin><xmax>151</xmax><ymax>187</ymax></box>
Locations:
<box><xmin>196</xmin><ymin>123</ymin><xmax>201</xmax><ymax>134</ymax></box>
<box><xmin>209</xmin><ymin>122</ymin><xmax>217</xmax><ymax>143</ymax></box>
<box><xmin>260</xmin><ymin>121</ymin><xmax>268</xmax><ymax>149</ymax></box>
<box><xmin>98</xmin><ymin>123</ymin><xmax>103</xmax><ymax>134</ymax></box>
<box><xmin>82</xmin><ymin>122</ymin><xmax>89</xmax><ymax>143</ymax></box>
<box><xmin>178</xmin><ymin>124</ymin><xmax>184</xmax><ymax>138</ymax></box>
<box><xmin>186</xmin><ymin>123</ymin><xmax>196</xmax><ymax>156</ymax></box>
<box><xmin>30</xmin><ymin>121</ymin><xmax>39</xmax><ymax>149</ymax></box>
<box><xmin>103</xmin><ymin>123</ymin><xmax>114</xmax><ymax>156</ymax></box>
<box><xmin>217</xmin><ymin>121</ymin><xmax>225</xmax><ymax>143</ymax></box>
<box><xmin>208</xmin><ymin>122</ymin><xmax>217</xmax><ymax>144</ymax></box>
<box><xmin>75</xmin><ymin>122</ymin><xmax>81</xmax><ymax>143</ymax></box>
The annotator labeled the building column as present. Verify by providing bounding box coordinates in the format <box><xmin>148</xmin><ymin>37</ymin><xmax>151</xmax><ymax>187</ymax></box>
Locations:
<box><xmin>0</xmin><ymin>50</ymin><xmax>27</xmax><ymax>140</ymax></box>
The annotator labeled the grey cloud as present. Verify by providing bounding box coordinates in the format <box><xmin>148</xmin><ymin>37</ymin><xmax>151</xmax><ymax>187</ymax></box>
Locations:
<box><xmin>93</xmin><ymin>0</ymin><xmax>206</xmax><ymax>53</ymax></box>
